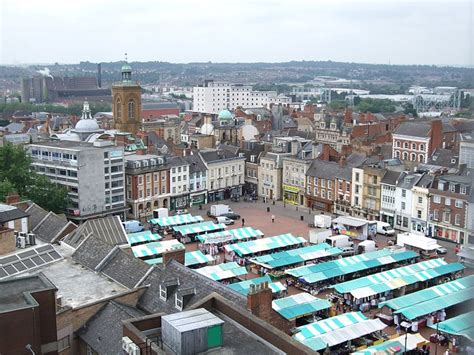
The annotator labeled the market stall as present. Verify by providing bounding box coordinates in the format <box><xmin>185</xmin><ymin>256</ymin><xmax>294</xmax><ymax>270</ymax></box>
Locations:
<box><xmin>131</xmin><ymin>239</ymin><xmax>185</xmax><ymax>260</ymax></box>
<box><xmin>149</xmin><ymin>213</ymin><xmax>204</xmax><ymax>232</ymax></box>
<box><xmin>272</xmin><ymin>293</ymin><xmax>331</xmax><ymax>323</ymax></box>
<box><xmin>195</xmin><ymin>261</ymin><xmax>247</xmax><ymax>284</ymax></box>
<box><xmin>332</xmin><ymin>216</ymin><xmax>377</xmax><ymax>241</ymax></box>
<box><xmin>143</xmin><ymin>250</ymin><xmax>215</xmax><ymax>268</ymax></box>
<box><xmin>351</xmin><ymin>333</ymin><xmax>429</xmax><ymax>354</ymax></box>
<box><xmin>227</xmin><ymin>275</ymin><xmax>287</xmax><ymax>297</ymax></box>
<box><xmin>196</xmin><ymin>227</ymin><xmax>264</xmax><ymax>255</ymax></box>
<box><xmin>126</xmin><ymin>230</ymin><xmax>162</xmax><ymax>246</ymax></box>
<box><xmin>172</xmin><ymin>221</ymin><xmax>227</xmax><ymax>244</ymax></box>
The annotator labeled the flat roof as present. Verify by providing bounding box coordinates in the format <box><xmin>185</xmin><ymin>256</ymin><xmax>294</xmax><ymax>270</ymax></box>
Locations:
<box><xmin>163</xmin><ymin>308</ymin><xmax>224</xmax><ymax>332</ymax></box>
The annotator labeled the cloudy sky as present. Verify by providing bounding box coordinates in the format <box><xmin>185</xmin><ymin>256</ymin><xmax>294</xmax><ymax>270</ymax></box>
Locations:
<box><xmin>1</xmin><ymin>0</ymin><xmax>472</xmax><ymax>66</ymax></box>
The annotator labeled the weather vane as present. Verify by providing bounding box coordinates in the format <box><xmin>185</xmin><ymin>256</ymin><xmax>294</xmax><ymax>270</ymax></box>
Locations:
<box><xmin>125</xmin><ymin>52</ymin><xmax>128</xmax><ymax>62</ymax></box>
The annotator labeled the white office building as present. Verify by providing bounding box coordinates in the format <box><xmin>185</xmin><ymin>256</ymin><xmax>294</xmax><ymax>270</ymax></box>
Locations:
<box><xmin>193</xmin><ymin>80</ymin><xmax>291</xmax><ymax>114</ymax></box>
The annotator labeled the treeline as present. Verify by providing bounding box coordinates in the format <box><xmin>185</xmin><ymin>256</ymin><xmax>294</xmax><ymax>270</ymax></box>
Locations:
<box><xmin>0</xmin><ymin>102</ymin><xmax>112</xmax><ymax>118</ymax></box>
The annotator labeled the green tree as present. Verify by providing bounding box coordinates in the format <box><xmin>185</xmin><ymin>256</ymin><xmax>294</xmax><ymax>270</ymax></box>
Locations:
<box><xmin>328</xmin><ymin>100</ymin><xmax>347</xmax><ymax>110</ymax></box>
<box><xmin>0</xmin><ymin>144</ymin><xmax>70</xmax><ymax>213</ymax></box>
<box><xmin>356</xmin><ymin>98</ymin><xmax>396</xmax><ymax>113</ymax></box>
<box><xmin>0</xmin><ymin>179</ymin><xmax>16</xmax><ymax>202</ymax></box>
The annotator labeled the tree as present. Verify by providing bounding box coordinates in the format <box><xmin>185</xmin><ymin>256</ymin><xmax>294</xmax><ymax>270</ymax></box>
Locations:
<box><xmin>402</xmin><ymin>102</ymin><xmax>418</xmax><ymax>117</ymax></box>
<box><xmin>356</xmin><ymin>98</ymin><xmax>396</xmax><ymax>113</ymax></box>
<box><xmin>0</xmin><ymin>144</ymin><xmax>70</xmax><ymax>213</ymax></box>
<box><xmin>0</xmin><ymin>179</ymin><xmax>15</xmax><ymax>202</ymax></box>
<box><xmin>328</xmin><ymin>100</ymin><xmax>347</xmax><ymax>110</ymax></box>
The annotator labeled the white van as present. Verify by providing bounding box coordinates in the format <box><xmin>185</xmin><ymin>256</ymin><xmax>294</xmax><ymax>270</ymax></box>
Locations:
<box><xmin>123</xmin><ymin>220</ymin><xmax>144</xmax><ymax>233</ymax></box>
<box><xmin>376</xmin><ymin>221</ymin><xmax>395</xmax><ymax>236</ymax></box>
<box><xmin>325</xmin><ymin>235</ymin><xmax>354</xmax><ymax>248</ymax></box>
<box><xmin>216</xmin><ymin>216</ymin><xmax>234</xmax><ymax>225</ymax></box>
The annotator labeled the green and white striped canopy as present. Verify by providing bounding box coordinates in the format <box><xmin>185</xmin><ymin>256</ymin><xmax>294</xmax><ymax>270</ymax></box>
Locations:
<box><xmin>144</xmin><ymin>250</ymin><xmax>215</xmax><ymax>267</ymax></box>
<box><xmin>149</xmin><ymin>214</ymin><xmax>204</xmax><ymax>227</ymax></box>
<box><xmin>173</xmin><ymin>221</ymin><xmax>226</xmax><ymax>236</ymax></box>
<box><xmin>227</xmin><ymin>275</ymin><xmax>287</xmax><ymax>295</ymax></box>
<box><xmin>428</xmin><ymin>311</ymin><xmax>474</xmax><ymax>341</ymax></box>
<box><xmin>131</xmin><ymin>239</ymin><xmax>185</xmax><ymax>258</ymax></box>
<box><xmin>126</xmin><ymin>230</ymin><xmax>162</xmax><ymax>246</ymax></box>
<box><xmin>272</xmin><ymin>293</ymin><xmax>331</xmax><ymax>320</ymax></box>
<box><xmin>195</xmin><ymin>261</ymin><xmax>247</xmax><ymax>281</ymax></box>
<box><xmin>224</xmin><ymin>233</ymin><xmax>306</xmax><ymax>257</ymax></box>
<box><xmin>196</xmin><ymin>227</ymin><xmax>264</xmax><ymax>244</ymax></box>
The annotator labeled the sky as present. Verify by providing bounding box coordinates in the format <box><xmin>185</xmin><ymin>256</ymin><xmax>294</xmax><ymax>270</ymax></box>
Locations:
<box><xmin>1</xmin><ymin>0</ymin><xmax>473</xmax><ymax>66</ymax></box>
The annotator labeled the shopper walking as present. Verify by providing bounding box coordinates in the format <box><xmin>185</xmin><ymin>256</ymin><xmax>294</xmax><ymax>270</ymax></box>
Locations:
<box><xmin>271</xmin><ymin>214</ymin><xmax>275</xmax><ymax>223</ymax></box>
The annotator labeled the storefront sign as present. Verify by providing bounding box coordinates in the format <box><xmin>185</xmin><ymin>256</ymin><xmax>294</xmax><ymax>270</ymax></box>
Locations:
<box><xmin>283</xmin><ymin>184</ymin><xmax>299</xmax><ymax>193</ymax></box>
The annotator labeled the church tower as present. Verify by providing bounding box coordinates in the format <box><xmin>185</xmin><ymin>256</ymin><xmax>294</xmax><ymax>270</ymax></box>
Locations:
<box><xmin>111</xmin><ymin>61</ymin><xmax>141</xmax><ymax>134</ymax></box>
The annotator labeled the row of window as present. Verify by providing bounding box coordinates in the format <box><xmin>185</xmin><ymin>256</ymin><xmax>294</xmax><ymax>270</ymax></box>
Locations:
<box><xmin>432</xmin><ymin>195</ymin><xmax>464</xmax><ymax>208</ymax></box>
<box><xmin>31</xmin><ymin>150</ymin><xmax>78</xmax><ymax>161</ymax></box>
<box><xmin>394</xmin><ymin>151</ymin><xmax>425</xmax><ymax>162</ymax></box>
<box><xmin>209</xmin><ymin>165</ymin><xmax>242</xmax><ymax>178</ymax></box>
<box><xmin>395</xmin><ymin>141</ymin><xmax>426</xmax><ymax>151</ymax></box>
<box><xmin>437</xmin><ymin>181</ymin><xmax>468</xmax><ymax>194</ymax></box>
<box><xmin>432</xmin><ymin>210</ymin><xmax>462</xmax><ymax>225</ymax></box>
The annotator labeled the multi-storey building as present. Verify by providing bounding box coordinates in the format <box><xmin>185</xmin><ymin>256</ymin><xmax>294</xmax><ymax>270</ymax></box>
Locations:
<box><xmin>124</xmin><ymin>154</ymin><xmax>170</xmax><ymax>218</ymax></box>
<box><xmin>459</xmin><ymin>132</ymin><xmax>474</xmax><ymax>169</ymax></box>
<box><xmin>313</xmin><ymin>114</ymin><xmax>351</xmax><ymax>152</ymax></box>
<box><xmin>380</xmin><ymin>170</ymin><xmax>401</xmax><ymax>227</ymax></box>
<box><xmin>428</xmin><ymin>173</ymin><xmax>472</xmax><ymax>244</ymax></box>
<box><xmin>141</xmin><ymin>117</ymin><xmax>182</xmax><ymax>144</ymax></box>
<box><xmin>193</xmin><ymin>80</ymin><xmax>290</xmax><ymax>114</ymax></box>
<box><xmin>168</xmin><ymin>157</ymin><xmax>190</xmax><ymax>210</ymax></box>
<box><xmin>28</xmin><ymin>140</ymin><xmax>127</xmax><ymax>222</ymax></box>
<box><xmin>199</xmin><ymin>149</ymin><xmax>246</xmax><ymax>202</ymax></box>
<box><xmin>393</xmin><ymin>172</ymin><xmax>424</xmax><ymax>232</ymax></box>
<box><xmin>392</xmin><ymin>120</ymin><xmax>442</xmax><ymax>164</ymax></box>
<box><xmin>411</xmin><ymin>174</ymin><xmax>434</xmax><ymax>234</ymax></box>
<box><xmin>351</xmin><ymin>164</ymin><xmax>387</xmax><ymax>221</ymax></box>
<box><xmin>258</xmin><ymin>152</ymin><xmax>290</xmax><ymax>201</ymax></box>
<box><xmin>282</xmin><ymin>156</ymin><xmax>312</xmax><ymax>206</ymax></box>
<box><xmin>305</xmin><ymin>157</ymin><xmax>354</xmax><ymax>214</ymax></box>
<box><xmin>183</xmin><ymin>153</ymin><xmax>208</xmax><ymax>207</ymax></box>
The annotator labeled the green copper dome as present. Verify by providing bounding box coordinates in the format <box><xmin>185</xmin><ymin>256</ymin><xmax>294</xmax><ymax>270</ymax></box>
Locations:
<box><xmin>121</xmin><ymin>63</ymin><xmax>132</xmax><ymax>72</ymax></box>
<box><xmin>218</xmin><ymin>109</ymin><xmax>233</xmax><ymax>120</ymax></box>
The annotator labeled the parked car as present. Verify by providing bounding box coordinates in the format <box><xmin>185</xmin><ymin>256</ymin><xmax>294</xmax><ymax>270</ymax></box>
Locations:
<box><xmin>216</xmin><ymin>216</ymin><xmax>235</xmax><ymax>225</ymax></box>
<box><xmin>220</xmin><ymin>212</ymin><xmax>241</xmax><ymax>220</ymax></box>
<box><xmin>436</xmin><ymin>246</ymin><xmax>448</xmax><ymax>255</ymax></box>
<box><xmin>340</xmin><ymin>246</ymin><xmax>355</xmax><ymax>257</ymax></box>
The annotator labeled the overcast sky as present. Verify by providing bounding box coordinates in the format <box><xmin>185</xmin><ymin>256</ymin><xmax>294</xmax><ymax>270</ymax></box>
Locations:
<box><xmin>1</xmin><ymin>0</ymin><xmax>473</xmax><ymax>66</ymax></box>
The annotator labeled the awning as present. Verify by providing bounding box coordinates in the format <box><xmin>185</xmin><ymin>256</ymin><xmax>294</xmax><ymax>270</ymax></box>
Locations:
<box><xmin>131</xmin><ymin>239</ymin><xmax>185</xmax><ymax>258</ymax></box>
<box><xmin>227</xmin><ymin>275</ymin><xmax>287</xmax><ymax>295</ymax></box>
<box><xmin>332</xmin><ymin>216</ymin><xmax>368</xmax><ymax>227</ymax></box>
<box><xmin>173</xmin><ymin>221</ymin><xmax>226</xmax><ymax>236</ymax></box>
<box><xmin>224</xmin><ymin>233</ymin><xmax>306</xmax><ymax>257</ymax></box>
<box><xmin>250</xmin><ymin>243</ymin><xmax>342</xmax><ymax>269</ymax></box>
<box><xmin>272</xmin><ymin>293</ymin><xmax>331</xmax><ymax>320</ymax></box>
<box><xmin>143</xmin><ymin>250</ymin><xmax>214</xmax><ymax>267</ymax></box>
<box><xmin>294</xmin><ymin>312</ymin><xmax>387</xmax><ymax>352</ymax></box>
<box><xmin>149</xmin><ymin>213</ymin><xmax>204</xmax><ymax>227</ymax></box>
<box><xmin>379</xmin><ymin>275</ymin><xmax>474</xmax><ymax>311</ymax></box>
<box><xmin>428</xmin><ymin>311</ymin><xmax>474</xmax><ymax>341</ymax></box>
<box><xmin>195</xmin><ymin>261</ymin><xmax>247</xmax><ymax>281</ymax></box>
<box><xmin>196</xmin><ymin>227</ymin><xmax>264</xmax><ymax>244</ymax></box>
<box><xmin>126</xmin><ymin>230</ymin><xmax>162</xmax><ymax>246</ymax></box>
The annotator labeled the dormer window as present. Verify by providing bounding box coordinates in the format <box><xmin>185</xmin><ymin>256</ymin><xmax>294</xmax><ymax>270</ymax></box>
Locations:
<box><xmin>450</xmin><ymin>184</ymin><xmax>456</xmax><ymax>193</ymax></box>
<box><xmin>175</xmin><ymin>293</ymin><xmax>183</xmax><ymax>310</ymax></box>
<box><xmin>159</xmin><ymin>284</ymin><xmax>167</xmax><ymax>301</ymax></box>
<box><xmin>460</xmin><ymin>185</ymin><xmax>467</xmax><ymax>194</ymax></box>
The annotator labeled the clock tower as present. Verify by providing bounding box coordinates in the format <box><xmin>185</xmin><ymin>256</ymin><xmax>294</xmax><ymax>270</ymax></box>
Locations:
<box><xmin>111</xmin><ymin>62</ymin><xmax>141</xmax><ymax>134</ymax></box>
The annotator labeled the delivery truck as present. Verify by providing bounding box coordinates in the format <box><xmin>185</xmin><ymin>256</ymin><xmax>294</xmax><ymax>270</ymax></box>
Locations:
<box><xmin>325</xmin><ymin>235</ymin><xmax>354</xmax><ymax>248</ymax></box>
<box><xmin>208</xmin><ymin>204</ymin><xmax>234</xmax><ymax>217</ymax></box>
<box><xmin>314</xmin><ymin>214</ymin><xmax>332</xmax><ymax>228</ymax></box>
<box><xmin>153</xmin><ymin>208</ymin><xmax>169</xmax><ymax>219</ymax></box>
<box><xmin>309</xmin><ymin>228</ymin><xmax>333</xmax><ymax>244</ymax></box>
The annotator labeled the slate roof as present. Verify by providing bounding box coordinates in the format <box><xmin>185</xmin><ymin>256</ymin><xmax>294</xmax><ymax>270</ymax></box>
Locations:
<box><xmin>397</xmin><ymin>173</ymin><xmax>423</xmax><ymax>189</ymax></box>
<box><xmin>25</xmin><ymin>203</ymin><xmax>48</xmax><ymax>230</ymax></box>
<box><xmin>138</xmin><ymin>260</ymin><xmax>246</xmax><ymax>314</ymax></box>
<box><xmin>62</xmin><ymin>215</ymin><xmax>127</xmax><ymax>248</ymax></box>
<box><xmin>99</xmin><ymin>249</ymin><xmax>151</xmax><ymax>289</ymax></box>
<box><xmin>381</xmin><ymin>170</ymin><xmax>402</xmax><ymax>186</ymax></box>
<box><xmin>78</xmin><ymin>301</ymin><xmax>145</xmax><ymax>355</ymax></box>
<box><xmin>306</xmin><ymin>160</ymin><xmax>352</xmax><ymax>180</ymax></box>
<box><xmin>415</xmin><ymin>174</ymin><xmax>434</xmax><ymax>188</ymax></box>
<box><xmin>183</xmin><ymin>153</ymin><xmax>207</xmax><ymax>174</ymax></box>
<box><xmin>428</xmin><ymin>149</ymin><xmax>459</xmax><ymax>169</ymax></box>
<box><xmin>0</xmin><ymin>204</ymin><xmax>29</xmax><ymax>224</ymax></box>
<box><xmin>167</xmin><ymin>156</ymin><xmax>189</xmax><ymax>168</ymax></box>
<box><xmin>199</xmin><ymin>149</ymin><xmax>241</xmax><ymax>163</ymax></box>
<box><xmin>72</xmin><ymin>235</ymin><xmax>115</xmax><ymax>270</ymax></box>
<box><xmin>0</xmin><ymin>122</ymin><xmax>24</xmax><ymax>133</ymax></box>
<box><xmin>394</xmin><ymin>121</ymin><xmax>431</xmax><ymax>137</ymax></box>
<box><xmin>32</xmin><ymin>212</ymin><xmax>73</xmax><ymax>243</ymax></box>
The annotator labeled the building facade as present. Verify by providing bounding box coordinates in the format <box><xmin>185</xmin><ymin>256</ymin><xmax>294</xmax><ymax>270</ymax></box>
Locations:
<box><xmin>28</xmin><ymin>140</ymin><xmax>127</xmax><ymax>221</ymax></box>
<box><xmin>124</xmin><ymin>154</ymin><xmax>170</xmax><ymax>218</ymax></box>
<box><xmin>183</xmin><ymin>154</ymin><xmax>208</xmax><ymax>207</ymax></box>
<box><xmin>411</xmin><ymin>175</ymin><xmax>433</xmax><ymax>234</ymax></box>
<box><xmin>428</xmin><ymin>174</ymin><xmax>472</xmax><ymax>244</ymax></box>
<box><xmin>258</xmin><ymin>152</ymin><xmax>289</xmax><ymax>201</ymax></box>
<box><xmin>282</xmin><ymin>157</ymin><xmax>312</xmax><ymax>206</ymax></box>
<box><xmin>193</xmin><ymin>80</ymin><xmax>290</xmax><ymax>114</ymax></box>
<box><xmin>168</xmin><ymin>157</ymin><xmax>190</xmax><ymax>210</ymax></box>
<box><xmin>199</xmin><ymin>149</ymin><xmax>245</xmax><ymax>202</ymax></box>
<box><xmin>351</xmin><ymin>165</ymin><xmax>386</xmax><ymax>221</ymax></box>
<box><xmin>393</xmin><ymin>173</ymin><xmax>423</xmax><ymax>232</ymax></box>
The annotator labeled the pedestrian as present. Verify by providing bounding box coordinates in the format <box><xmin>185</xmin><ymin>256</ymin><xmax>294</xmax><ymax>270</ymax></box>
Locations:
<box><xmin>271</xmin><ymin>214</ymin><xmax>275</xmax><ymax>223</ymax></box>
<box><xmin>242</xmin><ymin>218</ymin><xmax>245</xmax><ymax>227</ymax></box>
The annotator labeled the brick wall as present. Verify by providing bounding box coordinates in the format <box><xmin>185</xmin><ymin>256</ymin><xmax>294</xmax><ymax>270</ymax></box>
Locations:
<box><xmin>0</xmin><ymin>227</ymin><xmax>15</xmax><ymax>255</ymax></box>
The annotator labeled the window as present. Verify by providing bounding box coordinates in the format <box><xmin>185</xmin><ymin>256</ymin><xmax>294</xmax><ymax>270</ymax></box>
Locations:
<box><xmin>445</xmin><ymin>198</ymin><xmax>451</xmax><ymax>206</ymax></box>
<box><xmin>455</xmin><ymin>200</ymin><xmax>463</xmax><ymax>208</ymax></box>
<box><xmin>418</xmin><ymin>196</ymin><xmax>423</xmax><ymax>204</ymax></box>
<box><xmin>355</xmin><ymin>173</ymin><xmax>360</xmax><ymax>182</ymax></box>
<box><xmin>412</xmin><ymin>143</ymin><xmax>416</xmax><ymax>150</ymax></box>
<box><xmin>58</xmin><ymin>336</ymin><xmax>70</xmax><ymax>351</ymax></box>
<box><xmin>138</xmin><ymin>176</ymin><xmax>143</xmax><ymax>185</ymax></box>
<box><xmin>403</xmin><ymin>142</ymin><xmax>409</xmax><ymax>149</ymax></box>
<box><xmin>433</xmin><ymin>209</ymin><xmax>439</xmax><ymax>220</ymax></box>
<box><xmin>419</xmin><ymin>144</ymin><xmax>424</xmax><ymax>151</ymax></box>
<box><xmin>450</xmin><ymin>184</ymin><xmax>456</xmax><ymax>192</ymax></box>
<box><xmin>402</xmin><ymin>189</ymin><xmax>406</xmax><ymax>198</ymax></box>
<box><xmin>460</xmin><ymin>185</ymin><xmax>467</xmax><ymax>194</ymax></box>
<box><xmin>419</xmin><ymin>154</ymin><xmax>424</xmax><ymax>162</ymax></box>
<box><xmin>175</xmin><ymin>293</ymin><xmax>183</xmax><ymax>310</ymax></box>
<box><xmin>395</xmin><ymin>151</ymin><xmax>400</xmax><ymax>158</ymax></box>
<box><xmin>403</xmin><ymin>217</ymin><xmax>409</xmax><ymax>228</ymax></box>
<box><xmin>327</xmin><ymin>191</ymin><xmax>332</xmax><ymax>200</ymax></box>
<box><xmin>159</xmin><ymin>285</ymin><xmax>167</xmax><ymax>300</ymax></box>
<box><xmin>396</xmin><ymin>141</ymin><xmax>401</xmax><ymax>147</ymax></box>
<box><xmin>338</xmin><ymin>181</ymin><xmax>343</xmax><ymax>190</ymax></box>
<box><xmin>314</xmin><ymin>177</ymin><xmax>318</xmax><ymax>186</ymax></box>
<box><xmin>128</xmin><ymin>100</ymin><xmax>135</xmax><ymax>121</ymax></box>
<box><xmin>455</xmin><ymin>214</ymin><xmax>461</xmax><ymax>226</ymax></box>
<box><xmin>146</xmin><ymin>175</ymin><xmax>150</xmax><ymax>183</ymax></box>
<box><xmin>433</xmin><ymin>195</ymin><xmax>441</xmax><ymax>204</ymax></box>
<box><xmin>403</xmin><ymin>152</ymin><xmax>408</xmax><ymax>160</ymax></box>
<box><xmin>410</xmin><ymin>153</ymin><xmax>416</xmax><ymax>161</ymax></box>
<box><xmin>401</xmin><ymin>202</ymin><xmax>406</xmax><ymax>210</ymax></box>
<box><xmin>443</xmin><ymin>211</ymin><xmax>451</xmax><ymax>223</ymax></box>
<box><xmin>417</xmin><ymin>210</ymin><xmax>422</xmax><ymax>218</ymax></box>
<box><xmin>116</xmin><ymin>99</ymin><xmax>122</xmax><ymax>120</ymax></box>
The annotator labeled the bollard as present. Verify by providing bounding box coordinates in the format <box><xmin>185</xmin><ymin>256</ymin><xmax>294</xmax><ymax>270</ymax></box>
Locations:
<box><xmin>300</xmin><ymin>215</ymin><xmax>304</xmax><ymax>221</ymax></box>
<box><xmin>267</xmin><ymin>207</ymin><xmax>270</xmax><ymax>212</ymax></box>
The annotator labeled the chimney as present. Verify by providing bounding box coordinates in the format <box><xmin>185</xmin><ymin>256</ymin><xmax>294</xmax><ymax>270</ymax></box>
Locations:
<box><xmin>290</xmin><ymin>140</ymin><xmax>299</xmax><ymax>155</ymax></box>
<box><xmin>97</xmin><ymin>63</ymin><xmax>102</xmax><ymax>88</ymax></box>
<box><xmin>162</xmin><ymin>248</ymin><xmax>185</xmax><ymax>265</ymax></box>
<box><xmin>339</xmin><ymin>155</ymin><xmax>347</xmax><ymax>168</ymax></box>
<box><xmin>247</xmin><ymin>282</ymin><xmax>273</xmax><ymax>323</ymax></box>
<box><xmin>321</xmin><ymin>144</ymin><xmax>331</xmax><ymax>161</ymax></box>
<box><xmin>5</xmin><ymin>193</ymin><xmax>20</xmax><ymax>205</ymax></box>
<box><xmin>344</xmin><ymin>108</ymin><xmax>352</xmax><ymax>124</ymax></box>
<box><xmin>430</xmin><ymin>120</ymin><xmax>443</xmax><ymax>154</ymax></box>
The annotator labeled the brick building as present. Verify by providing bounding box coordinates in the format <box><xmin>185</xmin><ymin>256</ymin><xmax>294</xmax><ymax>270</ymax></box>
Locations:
<box><xmin>428</xmin><ymin>173</ymin><xmax>472</xmax><ymax>244</ymax></box>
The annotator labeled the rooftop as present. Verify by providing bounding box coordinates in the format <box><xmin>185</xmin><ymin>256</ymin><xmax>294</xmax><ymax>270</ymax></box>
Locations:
<box><xmin>0</xmin><ymin>204</ymin><xmax>29</xmax><ymax>224</ymax></box>
<box><xmin>393</xmin><ymin>121</ymin><xmax>431</xmax><ymax>138</ymax></box>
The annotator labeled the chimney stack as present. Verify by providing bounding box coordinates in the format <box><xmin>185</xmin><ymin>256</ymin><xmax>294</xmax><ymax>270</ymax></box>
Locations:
<box><xmin>163</xmin><ymin>248</ymin><xmax>185</xmax><ymax>265</ymax></box>
<box><xmin>339</xmin><ymin>155</ymin><xmax>347</xmax><ymax>168</ymax></box>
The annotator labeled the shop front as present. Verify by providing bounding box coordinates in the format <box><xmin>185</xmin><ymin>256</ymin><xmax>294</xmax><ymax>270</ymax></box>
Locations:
<box><xmin>208</xmin><ymin>189</ymin><xmax>225</xmax><ymax>203</ymax></box>
<box><xmin>189</xmin><ymin>192</ymin><xmax>207</xmax><ymax>207</ymax></box>
<box><xmin>430</xmin><ymin>224</ymin><xmax>464</xmax><ymax>244</ymax></box>
<box><xmin>306</xmin><ymin>195</ymin><xmax>332</xmax><ymax>212</ymax></box>
<box><xmin>380</xmin><ymin>211</ymin><xmax>395</xmax><ymax>227</ymax></box>
<box><xmin>411</xmin><ymin>218</ymin><xmax>427</xmax><ymax>234</ymax></box>
<box><xmin>170</xmin><ymin>194</ymin><xmax>189</xmax><ymax>211</ymax></box>
<box><xmin>283</xmin><ymin>184</ymin><xmax>299</xmax><ymax>205</ymax></box>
